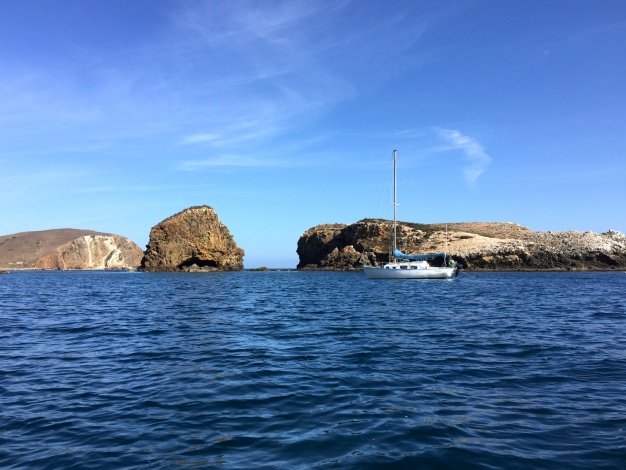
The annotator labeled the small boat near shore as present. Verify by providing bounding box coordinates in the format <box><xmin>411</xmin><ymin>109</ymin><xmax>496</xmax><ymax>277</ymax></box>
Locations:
<box><xmin>363</xmin><ymin>150</ymin><xmax>458</xmax><ymax>280</ymax></box>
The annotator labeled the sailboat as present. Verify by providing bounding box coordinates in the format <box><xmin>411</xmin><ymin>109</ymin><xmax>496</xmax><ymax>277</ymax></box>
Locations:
<box><xmin>362</xmin><ymin>150</ymin><xmax>458</xmax><ymax>279</ymax></box>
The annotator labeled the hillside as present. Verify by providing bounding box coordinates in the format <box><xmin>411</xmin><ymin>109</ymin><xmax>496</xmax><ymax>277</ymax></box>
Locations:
<box><xmin>0</xmin><ymin>229</ymin><xmax>143</xmax><ymax>270</ymax></box>
<box><xmin>297</xmin><ymin>220</ymin><xmax>626</xmax><ymax>271</ymax></box>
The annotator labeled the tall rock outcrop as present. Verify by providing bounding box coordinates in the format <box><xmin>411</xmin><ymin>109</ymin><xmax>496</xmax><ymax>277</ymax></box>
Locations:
<box><xmin>141</xmin><ymin>206</ymin><xmax>244</xmax><ymax>272</ymax></box>
<box><xmin>297</xmin><ymin>219</ymin><xmax>626</xmax><ymax>271</ymax></box>
<box><xmin>0</xmin><ymin>229</ymin><xmax>143</xmax><ymax>270</ymax></box>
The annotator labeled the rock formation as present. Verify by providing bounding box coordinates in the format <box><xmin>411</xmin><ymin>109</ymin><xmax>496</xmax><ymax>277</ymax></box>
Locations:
<box><xmin>0</xmin><ymin>229</ymin><xmax>143</xmax><ymax>270</ymax></box>
<box><xmin>297</xmin><ymin>219</ymin><xmax>626</xmax><ymax>271</ymax></box>
<box><xmin>141</xmin><ymin>206</ymin><xmax>244</xmax><ymax>272</ymax></box>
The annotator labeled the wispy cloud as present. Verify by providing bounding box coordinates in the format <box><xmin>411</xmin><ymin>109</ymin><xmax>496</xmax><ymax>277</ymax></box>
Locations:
<box><xmin>167</xmin><ymin>0</ymin><xmax>440</xmax><ymax>153</ymax></box>
<box><xmin>180</xmin><ymin>152</ymin><xmax>313</xmax><ymax>170</ymax></box>
<box><xmin>181</xmin><ymin>154</ymin><xmax>274</xmax><ymax>169</ymax></box>
<box><xmin>181</xmin><ymin>133</ymin><xmax>222</xmax><ymax>145</ymax></box>
<box><xmin>173</xmin><ymin>0</ymin><xmax>351</xmax><ymax>47</ymax></box>
<box><xmin>0</xmin><ymin>1</ymin><xmax>450</xmax><ymax>181</ymax></box>
<box><xmin>437</xmin><ymin>128</ymin><xmax>492</xmax><ymax>186</ymax></box>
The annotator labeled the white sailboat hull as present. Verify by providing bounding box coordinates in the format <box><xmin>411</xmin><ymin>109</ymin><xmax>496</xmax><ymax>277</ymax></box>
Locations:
<box><xmin>363</xmin><ymin>264</ymin><xmax>456</xmax><ymax>279</ymax></box>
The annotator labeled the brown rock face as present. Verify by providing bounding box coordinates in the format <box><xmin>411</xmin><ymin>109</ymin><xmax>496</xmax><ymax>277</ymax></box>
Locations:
<box><xmin>0</xmin><ymin>229</ymin><xmax>143</xmax><ymax>270</ymax></box>
<box><xmin>141</xmin><ymin>206</ymin><xmax>244</xmax><ymax>272</ymax></box>
<box><xmin>297</xmin><ymin>219</ymin><xmax>626</xmax><ymax>271</ymax></box>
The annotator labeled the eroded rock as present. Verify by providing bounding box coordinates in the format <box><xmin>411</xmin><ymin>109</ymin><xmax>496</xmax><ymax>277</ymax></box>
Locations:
<box><xmin>297</xmin><ymin>219</ymin><xmax>626</xmax><ymax>271</ymax></box>
<box><xmin>141</xmin><ymin>206</ymin><xmax>244</xmax><ymax>272</ymax></box>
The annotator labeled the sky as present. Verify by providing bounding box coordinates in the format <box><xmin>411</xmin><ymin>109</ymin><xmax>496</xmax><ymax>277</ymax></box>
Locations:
<box><xmin>1</xmin><ymin>0</ymin><xmax>625</xmax><ymax>268</ymax></box>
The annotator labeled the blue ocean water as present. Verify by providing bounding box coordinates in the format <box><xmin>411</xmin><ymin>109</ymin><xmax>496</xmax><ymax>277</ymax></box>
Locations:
<box><xmin>1</xmin><ymin>271</ymin><xmax>625</xmax><ymax>469</ymax></box>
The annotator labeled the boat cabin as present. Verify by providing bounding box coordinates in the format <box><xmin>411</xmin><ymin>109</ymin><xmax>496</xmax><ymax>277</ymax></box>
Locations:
<box><xmin>384</xmin><ymin>261</ymin><xmax>429</xmax><ymax>270</ymax></box>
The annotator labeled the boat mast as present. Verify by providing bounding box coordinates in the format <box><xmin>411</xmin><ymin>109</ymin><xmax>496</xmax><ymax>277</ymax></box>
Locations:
<box><xmin>445</xmin><ymin>222</ymin><xmax>448</xmax><ymax>262</ymax></box>
<box><xmin>392</xmin><ymin>149</ymin><xmax>397</xmax><ymax>253</ymax></box>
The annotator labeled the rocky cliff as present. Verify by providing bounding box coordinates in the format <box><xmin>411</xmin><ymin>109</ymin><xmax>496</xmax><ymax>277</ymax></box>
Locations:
<box><xmin>141</xmin><ymin>206</ymin><xmax>244</xmax><ymax>272</ymax></box>
<box><xmin>297</xmin><ymin>219</ymin><xmax>626</xmax><ymax>271</ymax></box>
<box><xmin>0</xmin><ymin>229</ymin><xmax>143</xmax><ymax>270</ymax></box>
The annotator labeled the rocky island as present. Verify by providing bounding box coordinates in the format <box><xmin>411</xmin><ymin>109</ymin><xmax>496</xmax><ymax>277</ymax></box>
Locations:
<box><xmin>141</xmin><ymin>205</ymin><xmax>244</xmax><ymax>272</ymax></box>
<box><xmin>0</xmin><ymin>229</ymin><xmax>143</xmax><ymax>270</ymax></box>
<box><xmin>297</xmin><ymin>220</ymin><xmax>626</xmax><ymax>271</ymax></box>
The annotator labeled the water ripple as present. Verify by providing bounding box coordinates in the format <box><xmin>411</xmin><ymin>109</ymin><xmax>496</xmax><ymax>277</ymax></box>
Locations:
<box><xmin>1</xmin><ymin>271</ymin><xmax>625</xmax><ymax>469</ymax></box>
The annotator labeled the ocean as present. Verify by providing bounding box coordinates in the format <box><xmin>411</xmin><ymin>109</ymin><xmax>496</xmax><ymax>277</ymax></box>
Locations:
<box><xmin>1</xmin><ymin>270</ymin><xmax>625</xmax><ymax>469</ymax></box>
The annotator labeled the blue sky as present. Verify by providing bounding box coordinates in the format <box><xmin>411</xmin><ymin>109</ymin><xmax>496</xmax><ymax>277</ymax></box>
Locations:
<box><xmin>1</xmin><ymin>0</ymin><xmax>625</xmax><ymax>268</ymax></box>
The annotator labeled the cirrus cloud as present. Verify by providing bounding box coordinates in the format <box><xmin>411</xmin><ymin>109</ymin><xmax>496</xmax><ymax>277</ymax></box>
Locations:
<box><xmin>437</xmin><ymin>128</ymin><xmax>492</xmax><ymax>186</ymax></box>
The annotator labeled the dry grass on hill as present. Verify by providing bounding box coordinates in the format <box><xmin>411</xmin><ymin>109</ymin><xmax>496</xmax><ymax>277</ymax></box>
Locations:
<box><xmin>0</xmin><ymin>229</ymin><xmax>106</xmax><ymax>267</ymax></box>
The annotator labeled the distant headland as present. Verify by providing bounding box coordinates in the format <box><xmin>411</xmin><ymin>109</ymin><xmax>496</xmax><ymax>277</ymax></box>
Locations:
<box><xmin>297</xmin><ymin>219</ymin><xmax>626</xmax><ymax>272</ymax></box>
<box><xmin>2</xmin><ymin>209</ymin><xmax>625</xmax><ymax>272</ymax></box>
<box><xmin>0</xmin><ymin>229</ymin><xmax>143</xmax><ymax>270</ymax></box>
